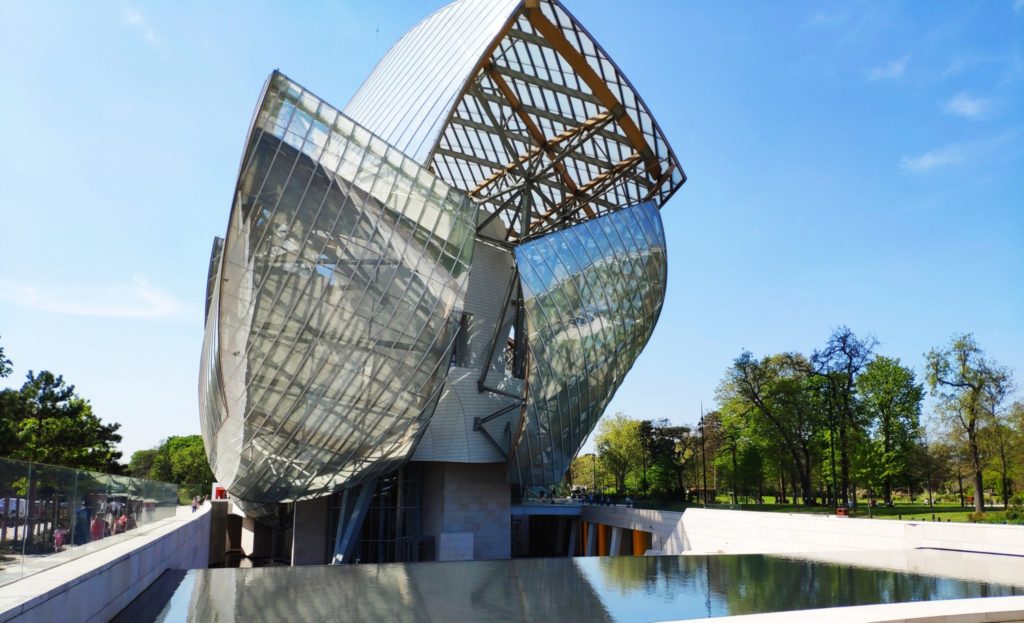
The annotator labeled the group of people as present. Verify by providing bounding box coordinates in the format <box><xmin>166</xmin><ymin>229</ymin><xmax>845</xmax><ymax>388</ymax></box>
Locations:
<box><xmin>55</xmin><ymin>500</ymin><xmax>139</xmax><ymax>552</ymax></box>
<box><xmin>576</xmin><ymin>492</ymin><xmax>638</xmax><ymax>508</ymax></box>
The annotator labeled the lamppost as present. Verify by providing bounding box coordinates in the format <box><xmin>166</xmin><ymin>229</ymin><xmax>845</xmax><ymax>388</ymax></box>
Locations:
<box><xmin>699</xmin><ymin>408</ymin><xmax>708</xmax><ymax>506</ymax></box>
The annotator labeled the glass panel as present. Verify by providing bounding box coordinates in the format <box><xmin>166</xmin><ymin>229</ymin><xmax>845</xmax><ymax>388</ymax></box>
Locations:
<box><xmin>0</xmin><ymin>457</ymin><xmax>178</xmax><ymax>588</ymax></box>
<box><xmin>509</xmin><ymin>202</ymin><xmax>667</xmax><ymax>487</ymax></box>
<box><xmin>201</xmin><ymin>72</ymin><xmax>477</xmax><ymax>509</ymax></box>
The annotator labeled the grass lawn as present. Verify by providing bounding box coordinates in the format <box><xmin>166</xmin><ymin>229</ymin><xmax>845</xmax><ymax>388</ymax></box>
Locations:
<box><xmin>641</xmin><ymin>497</ymin><xmax>1008</xmax><ymax>523</ymax></box>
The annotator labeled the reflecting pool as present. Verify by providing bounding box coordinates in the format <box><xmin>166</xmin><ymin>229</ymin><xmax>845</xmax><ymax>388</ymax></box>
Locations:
<box><xmin>120</xmin><ymin>554</ymin><xmax>1024</xmax><ymax>622</ymax></box>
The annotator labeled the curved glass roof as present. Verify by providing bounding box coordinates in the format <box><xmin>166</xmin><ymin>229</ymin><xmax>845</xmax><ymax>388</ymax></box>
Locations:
<box><xmin>345</xmin><ymin>0</ymin><xmax>685</xmax><ymax>244</ymax></box>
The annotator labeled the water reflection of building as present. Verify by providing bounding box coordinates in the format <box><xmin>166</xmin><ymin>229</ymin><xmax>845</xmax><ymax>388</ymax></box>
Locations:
<box><xmin>150</xmin><ymin>556</ymin><xmax>1023</xmax><ymax>621</ymax></box>
<box><xmin>185</xmin><ymin>560</ymin><xmax>613</xmax><ymax>621</ymax></box>
<box><xmin>198</xmin><ymin>0</ymin><xmax>684</xmax><ymax>564</ymax></box>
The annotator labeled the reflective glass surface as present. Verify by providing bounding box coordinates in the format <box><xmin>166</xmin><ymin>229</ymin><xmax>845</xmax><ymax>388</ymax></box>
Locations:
<box><xmin>200</xmin><ymin>72</ymin><xmax>477</xmax><ymax>507</ymax></box>
<box><xmin>0</xmin><ymin>457</ymin><xmax>178</xmax><ymax>587</ymax></box>
<box><xmin>509</xmin><ymin>202</ymin><xmax>667</xmax><ymax>486</ymax></box>
<box><xmin>123</xmin><ymin>554</ymin><xmax>1023</xmax><ymax>623</ymax></box>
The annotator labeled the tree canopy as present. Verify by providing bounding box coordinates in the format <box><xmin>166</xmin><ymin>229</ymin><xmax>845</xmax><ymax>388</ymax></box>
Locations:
<box><xmin>569</xmin><ymin>330</ymin><xmax>1021</xmax><ymax>514</ymax></box>
<box><xmin>0</xmin><ymin>369</ymin><xmax>123</xmax><ymax>473</ymax></box>
<box><xmin>129</xmin><ymin>435</ymin><xmax>215</xmax><ymax>500</ymax></box>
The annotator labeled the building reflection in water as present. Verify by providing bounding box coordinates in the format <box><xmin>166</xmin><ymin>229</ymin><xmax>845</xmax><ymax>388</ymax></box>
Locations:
<box><xmin>142</xmin><ymin>554</ymin><xmax>1022</xmax><ymax>622</ymax></box>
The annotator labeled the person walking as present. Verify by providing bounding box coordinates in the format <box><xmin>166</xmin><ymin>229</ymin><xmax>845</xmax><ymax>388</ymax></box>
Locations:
<box><xmin>90</xmin><ymin>515</ymin><xmax>105</xmax><ymax>542</ymax></box>
<box><xmin>191</xmin><ymin>497</ymin><xmax>198</xmax><ymax>513</ymax></box>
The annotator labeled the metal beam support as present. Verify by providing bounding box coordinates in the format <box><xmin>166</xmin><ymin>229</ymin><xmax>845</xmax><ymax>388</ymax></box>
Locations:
<box><xmin>609</xmin><ymin>526</ymin><xmax>622</xmax><ymax>557</ymax></box>
<box><xmin>478</xmin><ymin>266</ymin><xmax>518</xmax><ymax>392</ymax></box>
<box><xmin>331</xmin><ymin>478</ymin><xmax>377</xmax><ymax>564</ymax></box>
<box><xmin>567</xmin><ymin>519</ymin><xmax>578</xmax><ymax>558</ymax></box>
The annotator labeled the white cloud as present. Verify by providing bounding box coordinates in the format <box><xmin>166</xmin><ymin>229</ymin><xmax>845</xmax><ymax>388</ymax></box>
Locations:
<box><xmin>123</xmin><ymin>7</ymin><xmax>161</xmax><ymax>49</ymax></box>
<box><xmin>900</xmin><ymin>144</ymin><xmax>968</xmax><ymax>172</ymax></box>
<box><xmin>806</xmin><ymin>12</ymin><xmax>847</xmax><ymax>27</ymax></box>
<box><xmin>867</xmin><ymin>55</ymin><xmax>909</xmax><ymax>81</ymax></box>
<box><xmin>944</xmin><ymin>92</ymin><xmax>992</xmax><ymax>119</ymax></box>
<box><xmin>0</xmin><ymin>275</ymin><xmax>189</xmax><ymax>320</ymax></box>
<box><xmin>900</xmin><ymin>133</ymin><xmax>1016</xmax><ymax>173</ymax></box>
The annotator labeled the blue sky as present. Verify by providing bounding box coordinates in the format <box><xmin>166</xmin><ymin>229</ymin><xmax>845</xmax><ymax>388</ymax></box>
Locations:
<box><xmin>1</xmin><ymin>1</ymin><xmax>1021</xmax><ymax>459</ymax></box>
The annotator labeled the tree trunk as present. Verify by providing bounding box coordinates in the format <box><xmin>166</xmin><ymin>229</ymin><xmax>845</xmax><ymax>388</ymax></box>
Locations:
<box><xmin>883</xmin><ymin>477</ymin><xmax>892</xmax><ymax>506</ymax></box>
<box><xmin>730</xmin><ymin>444</ymin><xmax>738</xmax><ymax>505</ymax></box>
<box><xmin>956</xmin><ymin>466</ymin><xmax>965</xmax><ymax>508</ymax></box>
<box><xmin>839</xmin><ymin>422</ymin><xmax>850</xmax><ymax>505</ymax></box>
<box><xmin>969</xmin><ymin>431</ymin><xmax>984</xmax><ymax>513</ymax></box>
<box><xmin>1002</xmin><ymin>471</ymin><xmax>1011</xmax><ymax>509</ymax></box>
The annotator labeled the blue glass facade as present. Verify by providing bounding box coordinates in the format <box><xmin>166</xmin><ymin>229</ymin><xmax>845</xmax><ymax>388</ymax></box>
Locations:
<box><xmin>509</xmin><ymin>203</ymin><xmax>667</xmax><ymax>486</ymax></box>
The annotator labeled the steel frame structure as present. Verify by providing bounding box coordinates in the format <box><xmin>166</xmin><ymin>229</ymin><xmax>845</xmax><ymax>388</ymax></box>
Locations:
<box><xmin>200</xmin><ymin>0</ymin><xmax>685</xmax><ymax>515</ymax></box>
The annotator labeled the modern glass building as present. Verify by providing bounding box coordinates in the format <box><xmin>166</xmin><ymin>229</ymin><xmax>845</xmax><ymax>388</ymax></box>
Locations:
<box><xmin>199</xmin><ymin>0</ymin><xmax>684</xmax><ymax>564</ymax></box>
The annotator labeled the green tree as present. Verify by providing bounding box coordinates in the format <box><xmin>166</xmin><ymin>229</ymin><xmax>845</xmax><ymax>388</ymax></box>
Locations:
<box><xmin>129</xmin><ymin>435</ymin><xmax>215</xmax><ymax>500</ymax></box>
<box><xmin>926</xmin><ymin>334</ymin><xmax>1011</xmax><ymax>513</ymax></box>
<box><xmin>718</xmin><ymin>352</ymin><xmax>822</xmax><ymax>505</ymax></box>
<box><xmin>857</xmin><ymin>356</ymin><xmax>923</xmax><ymax>505</ymax></box>
<box><xmin>980</xmin><ymin>390</ymin><xmax>1020</xmax><ymax>507</ymax></box>
<box><xmin>1</xmin><ymin>370</ymin><xmax>122</xmax><ymax>472</ymax></box>
<box><xmin>570</xmin><ymin>453</ymin><xmax>603</xmax><ymax>492</ymax></box>
<box><xmin>0</xmin><ymin>336</ymin><xmax>12</xmax><ymax>378</ymax></box>
<box><xmin>805</xmin><ymin>327</ymin><xmax>875</xmax><ymax>505</ymax></box>
<box><xmin>595</xmin><ymin>413</ymin><xmax>642</xmax><ymax>494</ymax></box>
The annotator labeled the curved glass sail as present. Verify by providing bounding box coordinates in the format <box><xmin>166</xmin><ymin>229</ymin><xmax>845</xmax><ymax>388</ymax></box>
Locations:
<box><xmin>200</xmin><ymin>72</ymin><xmax>476</xmax><ymax>506</ymax></box>
<box><xmin>508</xmin><ymin>202</ymin><xmax>667</xmax><ymax>487</ymax></box>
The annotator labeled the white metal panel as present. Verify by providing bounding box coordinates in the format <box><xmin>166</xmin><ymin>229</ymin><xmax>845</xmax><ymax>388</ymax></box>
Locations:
<box><xmin>344</xmin><ymin>0</ymin><xmax>521</xmax><ymax>165</ymax></box>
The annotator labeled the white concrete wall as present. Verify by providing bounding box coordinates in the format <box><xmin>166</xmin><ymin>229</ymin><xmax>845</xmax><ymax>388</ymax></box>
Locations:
<box><xmin>580</xmin><ymin>505</ymin><xmax>684</xmax><ymax>554</ymax></box>
<box><xmin>0</xmin><ymin>506</ymin><xmax>210</xmax><ymax>623</ymax></box>
<box><xmin>680</xmin><ymin>508</ymin><xmax>1024</xmax><ymax>556</ymax></box>
<box><xmin>691</xmin><ymin>595</ymin><xmax>1024</xmax><ymax>623</ymax></box>
<box><xmin>579</xmin><ymin>506</ymin><xmax>1024</xmax><ymax>560</ymax></box>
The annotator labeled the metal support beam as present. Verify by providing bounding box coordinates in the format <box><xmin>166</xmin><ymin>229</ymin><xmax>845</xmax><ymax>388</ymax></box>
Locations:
<box><xmin>478</xmin><ymin>266</ymin><xmax>518</xmax><ymax>392</ymax></box>
<box><xmin>331</xmin><ymin>479</ymin><xmax>377</xmax><ymax>564</ymax></box>
<box><xmin>567</xmin><ymin>519</ymin><xmax>578</xmax><ymax>558</ymax></box>
<box><xmin>609</xmin><ymin>526</ymin><xmax>622</xmax><ymax>557</ymax></box>
<box><xmin>585</xmin><ymin>521</ymin><xmax>597</xmax><ymax>556</ymax></box>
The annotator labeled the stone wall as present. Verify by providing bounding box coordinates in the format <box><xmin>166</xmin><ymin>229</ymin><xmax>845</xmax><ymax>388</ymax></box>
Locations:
<box><xmin>420</xmin><ymin>462</ymin><xmax>510</xmax><ymax>560</ymax></box>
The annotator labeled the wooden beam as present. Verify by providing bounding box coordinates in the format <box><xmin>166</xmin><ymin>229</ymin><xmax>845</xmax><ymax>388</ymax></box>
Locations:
<box><xmin>467</xmin><ymin>109</ymin><xmax>612</xmax><ymax>200</ymax></box>
<box><xmin>524</xmin><ymin>7</ymin><xmax>661</xmax><ymax>179</ymax></box>
<box><xmin>483</xmin><ymin>65</ymin><xmax>596</xmax><ymax>218</ymax></box>
<box><xmin>531</xmin><ymin>152</ymin><xmax>642</xmax><ymax>224</ymax></box>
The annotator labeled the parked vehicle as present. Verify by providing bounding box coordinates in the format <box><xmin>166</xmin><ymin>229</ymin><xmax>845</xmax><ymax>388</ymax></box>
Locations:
<box><xmin>0</xmin><ymin>498</ymin><xmax>28</xmax><ymax>519</ymax></box>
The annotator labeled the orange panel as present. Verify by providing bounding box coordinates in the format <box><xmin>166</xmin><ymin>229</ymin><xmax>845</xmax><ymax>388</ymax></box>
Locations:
<box><xmin>632</xmin><ymin>530</ymin><xmax>651</xmax><ymax>556</ymax></box>
<box><xmin>598</xmin><ymin>523</ymin><xmax>608</xmax><ymax>556</ymax></box>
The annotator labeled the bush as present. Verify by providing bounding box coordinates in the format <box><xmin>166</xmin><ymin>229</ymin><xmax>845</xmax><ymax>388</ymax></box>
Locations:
<box><xmin>967</xmin><ymin>511</ymin><xmax>987</xmax><ymax>523</ymax></box>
